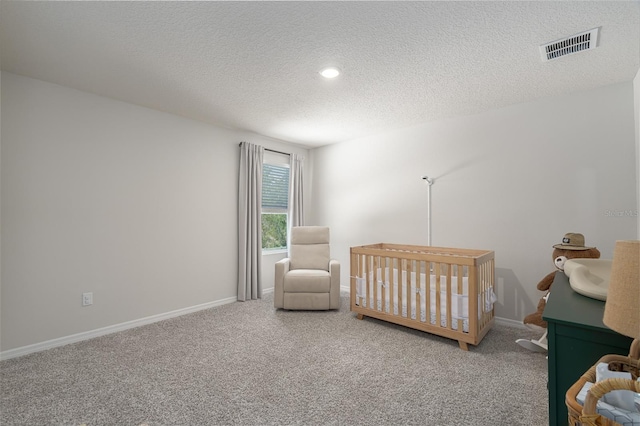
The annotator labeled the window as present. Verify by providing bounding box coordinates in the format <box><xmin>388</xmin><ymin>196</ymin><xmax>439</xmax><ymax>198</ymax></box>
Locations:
<box><xmin>262</xmin><ymin>161</ymin><xmax>289</xmax><ymax>251</ymax></box>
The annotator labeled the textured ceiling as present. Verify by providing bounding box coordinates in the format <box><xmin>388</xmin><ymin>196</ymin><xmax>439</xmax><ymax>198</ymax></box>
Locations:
<box><xmin>1</xmin><ymin>1</ymin><xmax>639</xmax><ymax>147</ymax></box>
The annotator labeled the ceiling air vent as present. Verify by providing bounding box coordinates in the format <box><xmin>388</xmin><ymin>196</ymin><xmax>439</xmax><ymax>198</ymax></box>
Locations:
<box><xmin>539</xmin><ymin>27</ymin><xmax>599</xmax><ymax>62</ymax></box>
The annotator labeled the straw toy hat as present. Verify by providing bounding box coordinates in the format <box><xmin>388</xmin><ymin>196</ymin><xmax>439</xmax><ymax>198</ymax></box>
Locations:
<box><xmin>553</xmin><ymin>233</ymin><xmax>593</xmax><ymax>251</ymax></box>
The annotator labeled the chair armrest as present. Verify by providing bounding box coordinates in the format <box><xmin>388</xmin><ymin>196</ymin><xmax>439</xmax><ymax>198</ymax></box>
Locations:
<box><xmin>276</xmin><ymin>258</ymin><xmax>291</xmax><ymax>273</ymax></box>
<box><xmin>274</xmin><ymin>258</ymin><xmax>290</xmax><ymax>309</ymax></box>
<box><xmin>329</xmin><ymin>259</ymin><xmax>341</xmax><ymax>309</ymax></box>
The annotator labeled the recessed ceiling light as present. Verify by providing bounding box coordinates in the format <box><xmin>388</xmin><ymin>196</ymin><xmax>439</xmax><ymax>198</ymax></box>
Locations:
<box><xmin>320</xmin><ymin>67</ymin><xmax>340</xmax><ymax>79</ymax></box>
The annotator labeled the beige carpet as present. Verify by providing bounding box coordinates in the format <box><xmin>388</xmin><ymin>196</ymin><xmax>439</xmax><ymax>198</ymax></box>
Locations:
<box><xmin>1</xmin><ymin>291</ymin><xmax>548</xmax><ymax>425</ymax></box>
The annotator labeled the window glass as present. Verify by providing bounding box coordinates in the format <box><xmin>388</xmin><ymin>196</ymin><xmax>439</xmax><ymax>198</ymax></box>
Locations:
<box><xmin>262</xmin><ymin>162</ymin><xmax>289</xmax><ymax>250</ymax></box>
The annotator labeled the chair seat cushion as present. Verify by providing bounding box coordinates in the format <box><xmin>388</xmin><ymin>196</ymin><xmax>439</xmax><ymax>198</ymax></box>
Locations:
<box><xmin>284</xmin><ymin>269</ymin><xmax>331</xmax><ymax>293</ymax></box>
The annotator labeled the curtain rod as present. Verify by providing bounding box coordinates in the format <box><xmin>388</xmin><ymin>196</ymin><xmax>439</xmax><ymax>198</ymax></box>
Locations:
<box><xmin>265</xmin><ymin>148</ymin><xmax>290</xmax><ymax>156</ymax></box>
<box><xmin>238</xmin><ymin>142</ymin><xmax>290</xmax><ymax>156</ymax></box>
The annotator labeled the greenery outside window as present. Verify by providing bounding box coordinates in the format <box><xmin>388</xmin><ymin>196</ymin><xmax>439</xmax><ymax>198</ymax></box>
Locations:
<box><xmin>262</xmin><ymin>162</ymin><xmax>289</xmax><ymax>251</ymax></box>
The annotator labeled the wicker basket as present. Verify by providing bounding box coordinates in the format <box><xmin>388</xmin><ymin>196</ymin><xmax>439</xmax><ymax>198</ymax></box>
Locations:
<box><xmin>566</xmin><ymin>353</ymin><xmax>640</xmax><ymax>426</ymax></box>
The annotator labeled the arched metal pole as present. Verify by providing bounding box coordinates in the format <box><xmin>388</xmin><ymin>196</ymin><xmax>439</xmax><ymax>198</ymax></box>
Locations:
<box><xmin>422</xmin><ymin>176</ymin><xmax>434</xmax><ymax>246</ymax></box>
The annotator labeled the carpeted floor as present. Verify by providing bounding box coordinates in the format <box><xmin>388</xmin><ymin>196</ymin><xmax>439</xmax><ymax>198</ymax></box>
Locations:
<box><xmin>0</xmin><ymin>292</ymin><xmax>549</xmax><ymax>425</ymax></box>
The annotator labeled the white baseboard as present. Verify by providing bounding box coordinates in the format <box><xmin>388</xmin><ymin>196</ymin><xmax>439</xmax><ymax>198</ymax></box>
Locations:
<box><xmin>1</xmin><ymin>290</ymin><xmax>529</xmax><ymax>360</ymax></box>
<box><xmin>494</xmin><ymin>316</ymin><xmax>528</xmax><ymax>329</ymax></box>
<box><xmin>0</xmin><ymin>296</ymin><xmax>237</xmax><ymax>361</ymax></box>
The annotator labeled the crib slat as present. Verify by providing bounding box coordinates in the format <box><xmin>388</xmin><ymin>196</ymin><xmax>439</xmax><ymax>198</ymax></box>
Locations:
<box><xmin>414</xmin><ymin>260</ymin><xmax>421</xmax><ymax>322</ymax></box>
<box><xmin>457</xmin><ymin>268</ymin><xmax>463</xmax><ymax>332</ymax></box>
<box><xmin>396</xmin><ymin>258</ymin><xmax>401</xmax><ymax>316</ymax></box>
<box><xmin>375</xmin><ymin>256</ymin><xmax>383</xmax><ymax>313</ymax></box>
<box><xmin>406</xmin><ymin>260</ymin><xmax>417</xmax><ymax>318</ymax></box>
<box><xmin>434</xmin><ymin>263</ymin><xmax>441</xmax><ymax>324</ymax></box>
<box><xmin>406</xmin><ymin>260</ymin><xmax>411</xmax><ymax>320</ymax></box>
<box><xmin>351</xmin><ymin>249</ymin><xmax>357</xmax><ymax>308</ymax></box>
<box><xmin>368</xmin><ymin>255</ymin><xmax>376</xmax><ymax>312</ymax></box>
<box><xmin>405</xmin><ymin>259</ymin><xmax>411</xmax><ymax>318</ymax></box>
<box><xmin>469</xmin><ymin>265</ymin><xmax>478</xmax><ymax>334</ymax></box>
<box><xmin>364</xmin><ymin>254</ymin><xmax>368</xmax><ymax>307</ymax></box>
<box><xmin>426</xmin><ymin>261</ymin><xmax>432</xmax><ymax>320</ymax></box>
<box><xmin>355</xmin><ymin>253</ymin><xmax>361</xmax><ymax>306</ymax></box>
<box><xmin>387</xmin><ymin>257</ymin><xmax>394</xmax><ymax>316</ymax></box>
<box><xmin>358</xmin><ymin>256</ymin><xmax>369</xmax><ymax>307</ymax></box>
<box><xmin>445</xmin><ymin>265</ymin><xmax>452</xmax><ymax>329</ymax></box>
<box><xmin>478</xmin><ymin>261</ymin><xmax>485</xmax><ymax>328</ymax></box>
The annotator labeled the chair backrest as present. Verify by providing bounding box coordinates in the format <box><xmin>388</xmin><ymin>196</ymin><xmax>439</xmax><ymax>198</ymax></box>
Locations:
<box><xmin>289</xmin><ymin>226</ymin><xmax>330</xmax><ymax>271</ymax></box>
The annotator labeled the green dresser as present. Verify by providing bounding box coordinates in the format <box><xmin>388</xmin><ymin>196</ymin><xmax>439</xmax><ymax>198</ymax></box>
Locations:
<box><xmin>542</xmin><ymin>271</ymin><xmax>633</xmax><ymax>426</ymax></box>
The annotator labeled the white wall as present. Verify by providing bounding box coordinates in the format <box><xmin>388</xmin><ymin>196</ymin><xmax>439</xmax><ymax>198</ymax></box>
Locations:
<box><xmin>309</xmin><ymin>82</ymin><xmax>638</xmax><ymax>322</ymax></box>
<box><xmin>635</xmin><ymin>68</ymin><xmax>640</xmax><ymax>236</ymax></box>
<box><xmin>0</xmin><ymin>72</ymin><xmax>308</xmax><ymax>352</ymax></box>
<box><xmin>2</xmin><ymin>70</ymin><xmax>638</xmax><ymax>353</ymax></box>
<box><xmin>0</xmin><ymin>67</ymin><xmax>2</xmax><ymax>348</ymax></box>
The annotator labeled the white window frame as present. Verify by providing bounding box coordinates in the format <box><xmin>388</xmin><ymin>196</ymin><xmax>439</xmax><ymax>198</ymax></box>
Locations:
<box><xmin>261</xmin><ymin>152</ymin><xmax>290</xmax><ymax>253</ymax></box>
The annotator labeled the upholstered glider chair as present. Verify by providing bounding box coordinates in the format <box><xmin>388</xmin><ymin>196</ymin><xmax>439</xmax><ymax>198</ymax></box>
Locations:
<box><xmin>274</xmin><ymin>226</ymin><xmax>340</xmax><ymax>310</ymax></box>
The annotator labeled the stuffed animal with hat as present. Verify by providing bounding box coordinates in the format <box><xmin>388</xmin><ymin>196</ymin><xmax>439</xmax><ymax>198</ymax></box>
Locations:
<box><xmin>516</xmin><ymin>233</ymin><xmax>600</xmax><ymax>352</ymax></box>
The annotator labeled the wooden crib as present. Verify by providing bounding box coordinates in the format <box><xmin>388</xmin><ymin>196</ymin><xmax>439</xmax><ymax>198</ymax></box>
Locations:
<box><xmin>350</xmin><ymin>243</ymin><xmax>495</xmax><ymax>351</ymax></box>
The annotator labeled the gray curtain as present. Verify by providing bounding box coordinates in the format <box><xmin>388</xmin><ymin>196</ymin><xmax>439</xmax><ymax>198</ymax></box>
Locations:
<box><xmin>238</xmin><ymin>142</ymin><xmax>264</xmax><ymax>301</ymax></box>
<box><xmin>288</xmin><ymin>153</ymin><xmax>304</xmax><ymax>251</ymax></box>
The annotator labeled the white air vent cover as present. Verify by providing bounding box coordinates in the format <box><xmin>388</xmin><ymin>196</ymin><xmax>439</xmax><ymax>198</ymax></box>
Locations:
<box><xmin>540</xmin><ymin>28</ymin><xmax>599</xmax><ymax>62</ymax></box>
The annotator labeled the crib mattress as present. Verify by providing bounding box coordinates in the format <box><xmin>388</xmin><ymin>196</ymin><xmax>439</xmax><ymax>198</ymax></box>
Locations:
<box><xmin>355</xmin><ymin>269</ymin><xmax>496</xmax><ymax>333</ymax></box>
<box><xmin>357</xmin><ymin>297</ymin><xmax>471</xmax><ymax>332</ymax></box>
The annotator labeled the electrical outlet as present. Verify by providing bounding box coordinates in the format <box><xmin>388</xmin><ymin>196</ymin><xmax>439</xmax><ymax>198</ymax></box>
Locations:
<box><xmin>82</xmin><ymin>292</ymin><xmax>93</xmax><ymax>306</ymax></box>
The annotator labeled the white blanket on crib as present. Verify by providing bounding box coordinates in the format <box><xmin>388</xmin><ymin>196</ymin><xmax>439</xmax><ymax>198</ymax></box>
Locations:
<box><xmin>355</xmin><ymin>268</ymin><xmax>496</xmax><ymax>325</ymax></box>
